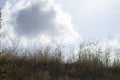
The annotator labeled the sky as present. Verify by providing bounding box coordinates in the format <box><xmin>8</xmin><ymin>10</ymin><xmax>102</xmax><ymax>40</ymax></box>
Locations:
<box><xmin>0</xmin><ymin>0</ymin><xmax>120</xmax><ymax>39</ymax></box>
<box><xmin>0</xmin><ymin>0</ymin><xmax>6</xmax><ymax>8</ymax></box>
<box><xmin>54</xmin><ymin>0</ymin><xmax>120</xmax><ymax>38</ymax></box>
<box><xmin>0</xmin><ymin>0</ymin><xmax>120</xmax><ymax>58</ymax></box>
<box><xmin>0</xmin><ymin>0</ymin><xmax>79</xmax><ymax>47</ymax></box>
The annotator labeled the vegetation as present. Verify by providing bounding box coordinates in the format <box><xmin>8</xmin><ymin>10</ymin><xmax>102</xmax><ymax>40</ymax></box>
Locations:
<box><xmin>0</xmin><ymin>42</ymin><xmax>120</xmax><ymax>80</ymax></box>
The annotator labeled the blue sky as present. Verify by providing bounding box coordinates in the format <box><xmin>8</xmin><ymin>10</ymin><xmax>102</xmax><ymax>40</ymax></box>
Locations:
<box><xmin>0</xmin><ymin>0</ymin><xmax>6</xmax><ymax>8</ymax></box>
<box><xmin>54</xmin><ymin>0</ymin><xmax>120</xmax><ymax>39</ymax></box>
<box><xmin>1</xmin><ymin>0</ymin><xmax>120</xmax><ymax>39</ymax></box>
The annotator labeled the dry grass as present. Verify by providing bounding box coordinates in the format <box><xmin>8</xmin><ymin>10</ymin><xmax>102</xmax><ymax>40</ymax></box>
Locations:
<box><xmin>0</xmin><ymin>45</ymin><xmax>119</xmax><ymax>80</ymax></box>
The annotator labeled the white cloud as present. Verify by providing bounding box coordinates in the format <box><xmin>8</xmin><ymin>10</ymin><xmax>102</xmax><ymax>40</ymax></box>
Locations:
<box><xmin>1</xmin><ymin>0</ymin><xmax>79</xmax><ymax>45</ymax></box>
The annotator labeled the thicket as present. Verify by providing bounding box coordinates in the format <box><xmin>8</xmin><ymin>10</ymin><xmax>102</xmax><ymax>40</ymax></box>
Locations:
<box><xmin>0</xmin><ymin>42</ymin><xmax>120</xmax><ymax>80</ymax></box>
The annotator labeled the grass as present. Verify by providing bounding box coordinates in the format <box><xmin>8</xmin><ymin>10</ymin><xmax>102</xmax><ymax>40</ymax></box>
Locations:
<box><xmin>0</xmin><ymin>43</ymin><xmax>120</xmax><ymax>80</ymax></box>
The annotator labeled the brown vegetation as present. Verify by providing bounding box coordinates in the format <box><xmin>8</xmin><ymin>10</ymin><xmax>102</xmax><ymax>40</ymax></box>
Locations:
<box><xmin>0</xmin><ymin>45</ymin><xmax>120</xmax><ymax>80</ymax></box>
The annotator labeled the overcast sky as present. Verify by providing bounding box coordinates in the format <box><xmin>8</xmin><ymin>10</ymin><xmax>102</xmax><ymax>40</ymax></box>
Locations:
<box><xmin>1</xmin><ymin>0</ymin><xmax>120</xmax><ymax>39</ymax></box>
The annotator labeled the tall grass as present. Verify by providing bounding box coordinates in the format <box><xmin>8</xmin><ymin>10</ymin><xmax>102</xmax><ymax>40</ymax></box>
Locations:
<box><xmin>0</xmin><ymin>41</ymin><xmax>120</xmax><ymax>80</ymax></box>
